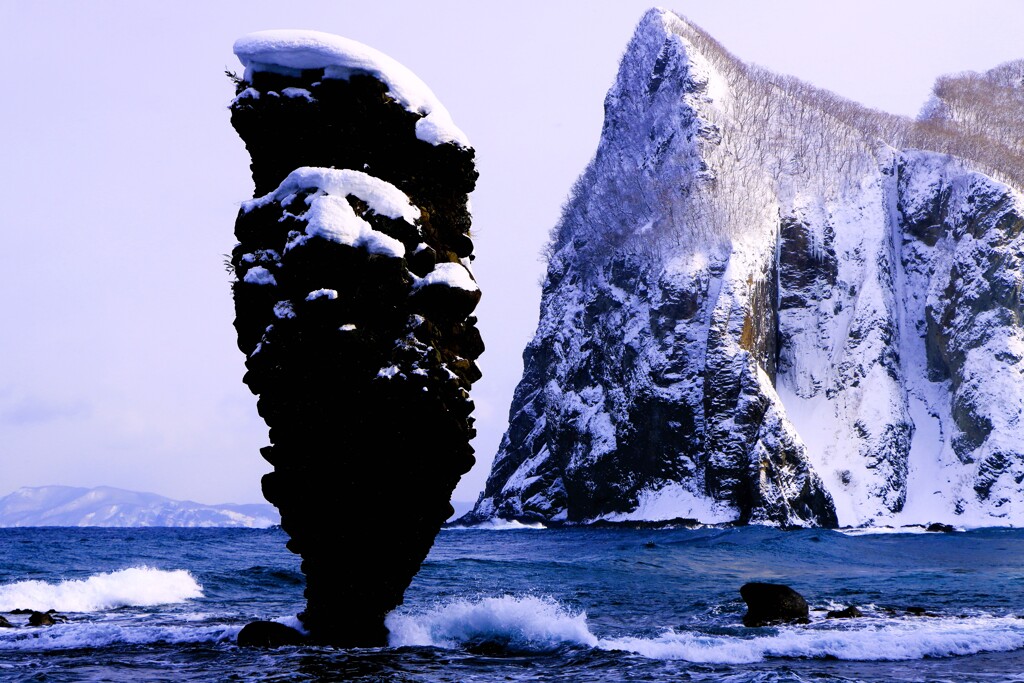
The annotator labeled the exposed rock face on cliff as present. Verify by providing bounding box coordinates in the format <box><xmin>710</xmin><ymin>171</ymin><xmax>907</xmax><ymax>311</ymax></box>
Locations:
<box><xmin>468</xmin><ymin>10</ymin><xmax>1024</xmax><ymax>528</ymax></box>
<box><xmin>229</xmin><ymin>31</ymin><xmax>481</xmax><ymax>646</ymax></box>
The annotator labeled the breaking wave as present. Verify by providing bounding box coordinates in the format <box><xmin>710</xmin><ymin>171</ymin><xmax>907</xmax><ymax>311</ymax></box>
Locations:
<box><xmin>0</xmin><ymin>567</ymin><xmax>203</xmax><ymax>612</ymax></box>
<box><xmin>387</xmin><ymin>595</ymin><xmax>595</xmax><ymax>650</ymax></box>
<box><xmin>387</xmin><ymin>595</ymin><xmax>1024</xmax><ymax>663</ymax></box>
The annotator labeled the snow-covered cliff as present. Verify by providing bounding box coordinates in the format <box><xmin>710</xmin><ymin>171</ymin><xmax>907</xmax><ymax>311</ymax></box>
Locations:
<box><xmin>468</xmin><ymin>9</ymin><xmax>1024</xmax><ymax>528</ymax></box>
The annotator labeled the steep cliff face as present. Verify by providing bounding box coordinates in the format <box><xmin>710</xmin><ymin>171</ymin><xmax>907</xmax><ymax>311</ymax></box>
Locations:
<box><xmin>896</xmin><ymin>153</ymin><xmax>1024</xmax><ymax>521</ymax></box>
<box><xmin>468</xmin><ymin>10</ymin><xmax>1024</xmax><ymax>528</ymax></box>
<box><xmin>229</xmin><ymin>31</ymin><xmax>481</xmax><ymax>645</ymax></box>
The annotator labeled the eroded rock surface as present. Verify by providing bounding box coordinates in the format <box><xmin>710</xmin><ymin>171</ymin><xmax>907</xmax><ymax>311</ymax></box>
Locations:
<box><xmin>230</xmin><ymin>31</ymin><xmax>481</xmax><ymax>646</ymax></box>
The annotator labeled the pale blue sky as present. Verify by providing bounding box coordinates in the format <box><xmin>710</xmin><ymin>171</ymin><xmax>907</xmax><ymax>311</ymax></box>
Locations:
<box><xmin>0</xmin><ymin>1</ymin><xmax>1021</xmax><ymax>504</ymax></box>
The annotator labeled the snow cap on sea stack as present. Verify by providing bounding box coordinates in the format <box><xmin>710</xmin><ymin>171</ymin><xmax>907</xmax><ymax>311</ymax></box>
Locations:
<box><xmin>233</xmin><ymin>29</ymin><xmax>470</xmax><ymax>148</ymax></box>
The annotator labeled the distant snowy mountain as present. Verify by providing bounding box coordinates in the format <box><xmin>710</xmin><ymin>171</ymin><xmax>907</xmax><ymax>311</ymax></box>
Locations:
<box><xmin>0</xmin><ymin>486</ymin><xmax>279</xmax><ymax>528</ymax></box>
<box><xmin>468</xmin><ymin>9</ymin><xmax>1024</xmax><ymax>528</ymax></box>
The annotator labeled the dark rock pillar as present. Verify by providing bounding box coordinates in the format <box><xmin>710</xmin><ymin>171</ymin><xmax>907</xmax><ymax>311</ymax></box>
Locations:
<box><xmin>228</xmin><ymin>47</ymin><xmax>481</xmax><ymax>646</ymax></box>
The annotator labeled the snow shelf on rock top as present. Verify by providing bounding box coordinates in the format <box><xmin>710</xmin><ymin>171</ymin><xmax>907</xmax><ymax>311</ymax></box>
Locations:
<box><xmin>233</xmin><ymin>30</ymin><xmax>469</xmax><ymax>148</ymax></box>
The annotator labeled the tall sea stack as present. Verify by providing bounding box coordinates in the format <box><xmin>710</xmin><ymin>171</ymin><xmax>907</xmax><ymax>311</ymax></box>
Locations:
<box><xmin>228</xmin><ymin>31</ymin><xmax>481</xmax><ymax>646</ymax></box>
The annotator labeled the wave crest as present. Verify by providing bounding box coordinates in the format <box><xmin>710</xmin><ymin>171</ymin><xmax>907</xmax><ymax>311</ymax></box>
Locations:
<box><xmin>387</xmin><ymin>595</ymin><xmax>597</xmax><ymax>650</ymax></box>
<box><xmin>0</xmin><ymin>567</ymin><xmax>203</xmax><ymax>612</ymax></box>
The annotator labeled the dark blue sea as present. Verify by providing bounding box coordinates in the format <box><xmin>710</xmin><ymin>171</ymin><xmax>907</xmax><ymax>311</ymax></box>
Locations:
<box><xmin>1</xmin><ymin>525</ymin><xmax>1023</xmax><ymax>682</ymax></box>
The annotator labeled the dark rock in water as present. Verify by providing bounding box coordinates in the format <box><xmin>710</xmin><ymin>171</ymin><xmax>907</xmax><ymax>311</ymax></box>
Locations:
<box><xmin>926</xmin><ymin>522</ymin><xmax>956</xmax><ymax>533</ymax></box>
<box><xmin>28</xmin><ymin>611</ymin><xmax>58</xmax><ymax>626</ymax></box>
<box><xmin>826</xmin><ymin>605</ymin><xmax>863</xmax><ymax>619</ymax></box>
<box><xmin>0</xmin><ymin>616</ymin><xmax>12</xmax><ymax>628</ymax></box>
<box><xmin>740</xmin><ymin>582</ymin><xmax>810</xmax><ymax>627</ymax></box>
<box><xmin>904</xmin><ymin>606</ymin><xmax>937</xmax><ymax>617</ymax></box>
<box><xmin>8</xmin><ymin>609</ymin><xmax>31</xmax><ymax>615</ymax></box>
<box><xmin>229</xmin><ymin>33</ymin><xmax>480</xmax><ymax>647</ymax></box>
<box><xmin>237</xmin><ymin>621</ymin><xmax>306</xmax><ymax>648</ymax></box>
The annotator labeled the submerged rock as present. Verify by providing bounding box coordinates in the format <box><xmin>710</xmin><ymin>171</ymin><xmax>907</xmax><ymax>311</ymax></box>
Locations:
<box><xmin>826</xmin><ymin>605</ymin><xmax>864</xmax><ymax>619</ymax></box>
<box><xmin>28</xmin><ymin>611</ymin><xmax>62</xmax><ymax>627</ymax></box>
<box><xmin>229</xmin><ymin>31</ymin><xmax>480</xmax><ymax>646</ymax></box>
<box><xmin>0</xmin><ymin>616</ymin><xmax>12</xmax><ymax>628</ymax></box>
<box><xmin>904</xmin><ymin>606</ymin><xmax>938</xmax><ymax>617</ymax></box>
<box><xmin>740</xmin><ymin>582</ymin><xmax>810</xmax><ymax>627</ymax></box>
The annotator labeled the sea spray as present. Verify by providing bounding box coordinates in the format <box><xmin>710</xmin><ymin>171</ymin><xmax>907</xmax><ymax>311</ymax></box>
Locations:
<box><xmin>387</xmin><ymin>595</ymin><xmax>598</xmax><ymax>649</ymax></box>
<box><xmin>0</xmin><ymin>567</ymin><xmax>202</xmax><ymax>612</ymax></box>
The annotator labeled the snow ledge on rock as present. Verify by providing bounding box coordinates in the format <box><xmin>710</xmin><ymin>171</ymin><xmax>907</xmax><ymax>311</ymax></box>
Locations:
<box><xmin>413</xmin><ymin>262</ymin><xmax>479</xmax><ymax>291</ymax></box>
<box><xmin>243</xmin><ymin>167</ymin><xmax>418</xmax><ymax>259</ymax></box>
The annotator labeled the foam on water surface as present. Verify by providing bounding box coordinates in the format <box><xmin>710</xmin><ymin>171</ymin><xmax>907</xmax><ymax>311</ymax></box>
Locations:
<box><xmin>387</xmin><ymin>594</ymin><xmax>1024</xmax><ymax>664</ymax></box>
<box><xmin>0</xmin><ymin>622</ymin><xmax>238</xmax><ymax>651</ymax></box>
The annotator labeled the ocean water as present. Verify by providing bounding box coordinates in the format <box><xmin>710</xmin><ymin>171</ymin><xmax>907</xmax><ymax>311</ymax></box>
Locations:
<box><xmin>0</xmin><ymin>526</ymin><xmax>1023</xmax><ymax>682</ymax></box>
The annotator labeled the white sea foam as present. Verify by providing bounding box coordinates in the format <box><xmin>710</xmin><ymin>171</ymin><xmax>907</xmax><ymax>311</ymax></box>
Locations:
<box><xmin>605</xmin><ymin>616</ymin><xmax>1024</xmax><ymax>663</ymax></box>
<box><xmin>0</xmin><ymin>567</ymin><xmax>202</xmax><ymax>612</ymax></box>
<box><xmin>0</xmin><ymin>612</ymin><xmax>303</xmax><ymax>651</ymax></box>
<box><xmin>0</xmin><ymin>622</ymin><xmax>238</xmax><ymax>651</ymax></box>
<box><xmin>387</xmin><ymin>595</ymin><xmax>1024</xmax><ymax>663</ymax></box>
<box><xmin>387</xmin><ymin>595</ymin><xmax>596</xmax><ymax>649</ymax></box>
